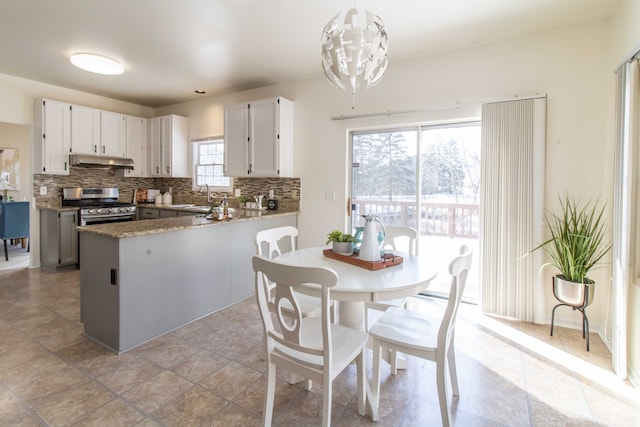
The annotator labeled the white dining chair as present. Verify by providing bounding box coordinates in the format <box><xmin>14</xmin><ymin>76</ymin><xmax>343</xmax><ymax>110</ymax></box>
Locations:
<box><xmin>365</xmin><ymin>225</ymin><xmax>418</xmax><ymax>369</ymax></box>
<box><xmin>252</xmin><ymin>255</ymin><xmax>369</xmax><ymax>427</ymax></box>
<box><xmin>369</xmin><ymin>245</ymin><xmax>472</xmax><ymax>427</ymax></box>
<box><xmin>255</xmin><ymin>226</ymin><xmax>335</xmax><ymax>320</ymax></box>
<box><xmin>381</xmin><ymin>225</ymin><xmax>418</xmax><ymax>255</ymax></box>
<box><xmin>255</xmin><ymin>226</ymin><xmax>336</xmax><ymax>389</ymax></box>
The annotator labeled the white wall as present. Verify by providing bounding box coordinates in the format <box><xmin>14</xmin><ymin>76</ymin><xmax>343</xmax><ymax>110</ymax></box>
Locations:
<box><xmin>158</xmin><ymin>20</ymin><xmax>614</xmax><ymax>335</ymax></box>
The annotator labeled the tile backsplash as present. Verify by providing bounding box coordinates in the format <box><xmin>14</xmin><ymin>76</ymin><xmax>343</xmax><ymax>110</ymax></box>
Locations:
<box><xmin>33</xmin><ymin>167</ymin><xmax>300</xmax><ymax>210</ymax></box>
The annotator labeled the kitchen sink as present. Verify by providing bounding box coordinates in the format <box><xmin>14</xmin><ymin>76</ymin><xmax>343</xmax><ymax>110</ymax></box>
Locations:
<box><xmin>182</xmin><ymin>205</ymin><xmax>211</xmax><ymax>212</ymax></box>
<box><xmin>167</xmin><ymin>204</ymin><xmax>212</xmax><ymax>212</ymax></box>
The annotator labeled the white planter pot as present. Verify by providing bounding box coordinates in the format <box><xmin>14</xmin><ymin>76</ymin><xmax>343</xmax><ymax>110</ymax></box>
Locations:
<box><xmin>332</xmin><ymin>241</ymin><xmax>353</xmax><ymax>256</ymax></box>
<box><xmin>552</xmin><ymin>275</ymin><xmax>594</xmax><ymax>307</ymax></box>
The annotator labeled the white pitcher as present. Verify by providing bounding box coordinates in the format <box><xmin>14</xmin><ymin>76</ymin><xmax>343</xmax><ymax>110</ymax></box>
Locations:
<box><xmin>358</xmin><ymin>214</ymin><xmax>385</xmax><ymax>261</ymax></box>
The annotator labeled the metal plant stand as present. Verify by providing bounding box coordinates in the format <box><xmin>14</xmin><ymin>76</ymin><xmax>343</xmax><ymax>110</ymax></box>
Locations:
<box><xmin>549</xmin><ymin>277</ymin><xmax>593</xmax><ymax>351</ymax></box>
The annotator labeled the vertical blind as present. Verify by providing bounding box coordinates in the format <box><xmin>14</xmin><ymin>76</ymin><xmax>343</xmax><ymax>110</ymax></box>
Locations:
<box><xmin>611</xmin><ymin>58</ymin><xmax>639</xmax><ymax>378</ymax></box>
<box><xmin>480</xmin><ymin>97</ymin><xmax>546</xmax><ymax>322</ymax></box>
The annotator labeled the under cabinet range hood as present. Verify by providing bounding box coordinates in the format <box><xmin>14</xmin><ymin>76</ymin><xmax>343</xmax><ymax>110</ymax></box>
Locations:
<box><xmin>69</xmin><ymin>154</ymin><xmax>135</xmax><ymax>170</ymax></box>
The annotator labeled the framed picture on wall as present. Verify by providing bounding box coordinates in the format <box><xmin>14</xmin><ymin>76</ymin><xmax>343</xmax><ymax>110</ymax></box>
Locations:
<box><xmin>0</xmin><ymin>148</ymin><xmax>20</xmax><ymax>191</ymax></box>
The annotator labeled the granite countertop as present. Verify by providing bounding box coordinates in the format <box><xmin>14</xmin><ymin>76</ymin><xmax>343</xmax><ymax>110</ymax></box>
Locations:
<box><xmin>77</xmin><ymin>209</ymin><xmax>297</xmax><ymax>239</ymax></box>
<box><xmin>39</xmin><ymin>206</ymin><xmax>79</xmax><ymax>212</ymax></box>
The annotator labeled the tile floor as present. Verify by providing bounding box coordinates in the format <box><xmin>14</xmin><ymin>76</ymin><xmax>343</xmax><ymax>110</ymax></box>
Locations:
<box><xmin>0</xmin><ymin>241</ymin><xmax>30</xmax><ymax>271</ymax></box>
<box><xmin>0</xmin><ymin>266</ymin><xmax>639</xmax><ymax>426</ymax></box>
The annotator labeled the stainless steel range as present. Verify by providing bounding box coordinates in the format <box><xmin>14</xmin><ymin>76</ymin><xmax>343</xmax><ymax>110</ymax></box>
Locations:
<box><xmin>62</xmin><ymin>187</ymin><xmax>136</xmax><ymax>226</ymax></box>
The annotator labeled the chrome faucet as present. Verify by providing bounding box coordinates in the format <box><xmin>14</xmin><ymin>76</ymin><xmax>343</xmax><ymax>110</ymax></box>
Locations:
<box><xmin>200</xmin><ymin>184</ymin><xmax>212</xmax><ymax>202</ymax></box>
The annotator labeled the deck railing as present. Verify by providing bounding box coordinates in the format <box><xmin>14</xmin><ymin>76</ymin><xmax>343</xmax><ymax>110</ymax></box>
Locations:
<box><xmin>352</xmin><ymin>199</ymin><xmax>479</xmax><ymax>238</ymax></box>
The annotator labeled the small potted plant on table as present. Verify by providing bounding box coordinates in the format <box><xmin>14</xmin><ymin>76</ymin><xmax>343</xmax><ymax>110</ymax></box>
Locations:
<box><xmin>326</xmin><ymin>230</ymin><xmax>356</xmax><ymax>256</ymax></box>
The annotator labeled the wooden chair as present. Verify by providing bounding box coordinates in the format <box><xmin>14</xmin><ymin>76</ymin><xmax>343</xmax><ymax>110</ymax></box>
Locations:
<box><xmin>369</xmin><ymin>245</ymin><xmax>473</xmax><ymax>427</ymax></box>
<box><xmin>252</xmin><ymin>255</ymin><xmax>369</xmax><ymax>427</ymax></box>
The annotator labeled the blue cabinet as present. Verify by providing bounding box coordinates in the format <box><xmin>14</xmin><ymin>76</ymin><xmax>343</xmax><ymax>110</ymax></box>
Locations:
<box><xmin>0</xmin><ymin>201</ymin><xmax>29</xmax><ymax>261</ymax></box>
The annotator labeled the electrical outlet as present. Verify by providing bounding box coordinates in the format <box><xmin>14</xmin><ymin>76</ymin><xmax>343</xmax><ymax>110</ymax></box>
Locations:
<box><xmin>268</xmin><ymin>189</ymin><xmax>274</xmax><ymax>199</ymax></box>
<box><xmin>39</xmin><ymin>186</ymin><xmax>47</xmax><ymax>195</ymax></box>
<box><xmin>234</xmin><ymin>189</ymin><xmax>241</xmax><ymax>197</ymax></box>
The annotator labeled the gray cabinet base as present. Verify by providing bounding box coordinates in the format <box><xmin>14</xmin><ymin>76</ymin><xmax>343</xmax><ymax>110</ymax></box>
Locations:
<box><xmin>80</xmin><ymin>214</ymin><xmax>296</xmax><ymax>353</ymax></box>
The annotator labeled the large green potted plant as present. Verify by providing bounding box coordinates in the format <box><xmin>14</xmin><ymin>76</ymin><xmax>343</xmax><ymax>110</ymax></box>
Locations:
<box><xmin>532</xmin><ymin>195</ymin><xmax>611</xmax><ymax>307</ymax></box>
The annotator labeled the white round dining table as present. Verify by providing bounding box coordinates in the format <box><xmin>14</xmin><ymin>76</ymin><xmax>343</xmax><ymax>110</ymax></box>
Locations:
<box><xmin>276</xmin><ymin>246</ymin><xmax>438</xmax><ymax>330</ymax></box>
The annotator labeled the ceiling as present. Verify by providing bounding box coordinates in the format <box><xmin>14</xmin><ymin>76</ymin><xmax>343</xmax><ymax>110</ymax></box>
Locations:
<box><xmin>0</xmin><ymin>0</ymin><xmax>620</xmax><ymax>108</ymax></box>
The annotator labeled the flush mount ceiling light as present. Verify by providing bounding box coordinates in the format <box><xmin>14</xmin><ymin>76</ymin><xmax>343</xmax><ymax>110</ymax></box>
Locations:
<box><xmin>70</xmin><ymin>53</ymin><xmax>124</xmax><ymax>75</ymax></box>
<box><xmin>321</xmin><ymin>6</ymin><xmax>388</xmax><ymax>108</ymax></box>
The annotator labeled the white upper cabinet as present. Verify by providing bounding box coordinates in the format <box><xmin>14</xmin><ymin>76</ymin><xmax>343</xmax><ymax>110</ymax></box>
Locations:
<box><xmin>125</xmin><ymin>115</ymin><xmax>148</xmax><ymax>177</ymax></box>
<box><xmin>34</xmin><ymin>98</ymin><xmax>71</xmax><ymax>175</ymax></box>
<box><xmin>69</xmin><ymin>105</ymin><xmax>126</xmax><ymax>157</ymax></box>
<box><xmin>224</xmin><ymin>96</ymin><xmax>293</xmax><ymax>177</ymax></box>
<box><xmin>100</xmin><ymin>111</ymin><xmax>126</xmax><ymax>157</ymax></box>
<box><xmin>70</xmin><ymin>105</ymin><xmax>100</xmax><ymax>155</ymax></box>
<box><xmin>148</xmin><ymin>115</ymin><xmax>189</xmax><ymax>177</ymax></box>
<box><xmin>224</xmin><ymin>103</ymin><xmax>249</xmax><ymax>176</ymax></box>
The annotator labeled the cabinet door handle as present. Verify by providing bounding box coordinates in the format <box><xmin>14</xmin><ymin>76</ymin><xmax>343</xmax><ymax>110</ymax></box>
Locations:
<box><xmin>166</xmin><ymin>166</ymin><xmax>170</xmax><ymax>174</ymax></box>
<box><xmin>102</xmin><ymin>146</ymin><xmax>105</xmax><ymax>154</ymax></box>
<box><xmin>64</xmin><ymin>162</ymin><xmax>67</xmax><ymax>171</ymax></box>
<box><xmin>94</xmin><ymin>144</ymin><xmax>97</xmax><ymax>153</ymax></box>
<box><xmin>156</xmin><ymin>166</ymin><xmax>159</xmax><ymax>173</ymax></box>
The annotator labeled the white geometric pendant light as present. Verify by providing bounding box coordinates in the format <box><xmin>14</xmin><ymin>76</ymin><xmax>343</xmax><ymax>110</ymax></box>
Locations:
<box><xmin>321</xmin><ymin>7</ymin><xmax>388</xmax><ymax>107</ymax></box>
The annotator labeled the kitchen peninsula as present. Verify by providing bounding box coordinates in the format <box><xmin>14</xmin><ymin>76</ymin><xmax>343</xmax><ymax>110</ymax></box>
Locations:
<box><xmin>78</xmin><ymin>210</ymin><xmax>296</xmax><ymax>354</ymax></box>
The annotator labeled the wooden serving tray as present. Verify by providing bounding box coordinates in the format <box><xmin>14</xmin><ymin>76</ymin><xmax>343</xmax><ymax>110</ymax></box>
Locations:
<box><xmin>323</xmin><ymin>249</ymin><xmax>403</xmax><ymax>270</ymax></box>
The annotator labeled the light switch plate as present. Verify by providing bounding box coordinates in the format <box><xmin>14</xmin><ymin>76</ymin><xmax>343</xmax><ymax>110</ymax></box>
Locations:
<box><xmin>39</xmin><ymin>186</ymin><xmax>47</xmax><ymax>195</ymax></box>
<box><xmin>234</xmin><ymin>189</ymin><xmax>241</xmax><ymax>197</ymax></box>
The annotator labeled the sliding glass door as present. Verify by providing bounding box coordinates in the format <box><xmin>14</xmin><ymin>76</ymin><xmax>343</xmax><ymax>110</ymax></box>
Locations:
<box><xmin>351</xmin><ymin>122</ymin><xmax>480</xmax><ymax>300</ymax></box>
